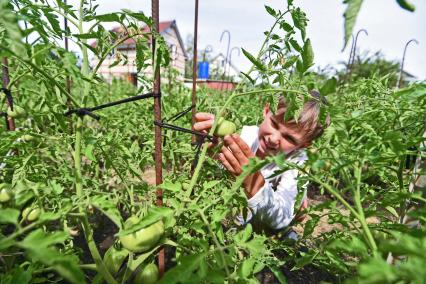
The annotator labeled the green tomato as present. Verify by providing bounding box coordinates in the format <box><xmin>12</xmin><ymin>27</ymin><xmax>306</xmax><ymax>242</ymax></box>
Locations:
<box><xmin>7</xmin><ymin>105</ymin><xmax>27</xmax><ymax>119</ymax></box>
<box><xmin>0</xmin><ymin>188</ymin><xmax>12</xmax><ymax>202</ymax></box>
<box><xmin>134</xmin><ymin>263</ymin><xmax>159</xmax><ymax>284</ymax></box>
<box><xmin>103</xmin><ymin>245</ymin><xmax>129</xmax><ymax>275</ymax></box>
<box><xmin>21</xmin><ymin>135</ymin><xmax>35</xmax><ymax>142</ymax></box>
<box><xmin>22</xmin><ymin>207</ymin><xmax>41</xmax><ymax>222</ymax></box>
<box><xmin>214</xmin><ymin>117</ymin><xmax>236</xmax><ymax>137</ymax></box>
<box><xmin>119</xmin><ymin>216</ymin><xmax>164</xmax><ymax>253</ymax></box>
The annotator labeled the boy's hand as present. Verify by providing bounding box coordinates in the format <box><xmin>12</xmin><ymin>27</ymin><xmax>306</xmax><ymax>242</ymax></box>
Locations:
<box><xmin>193</xmin><ymin>112</ymin><xmax>217</xmax><ymax>148</ymax></box>
<box><xmin>219</xmin><ymin>134</ymin><xmax>265</xmax><ymax>198</ymax></box>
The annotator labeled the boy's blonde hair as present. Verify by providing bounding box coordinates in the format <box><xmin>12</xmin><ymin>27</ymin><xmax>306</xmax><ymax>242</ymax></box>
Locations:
<box><xmin>276</xmin><ymin>91</ymin><xmax>330</xmax><ymax>144</ymax></box>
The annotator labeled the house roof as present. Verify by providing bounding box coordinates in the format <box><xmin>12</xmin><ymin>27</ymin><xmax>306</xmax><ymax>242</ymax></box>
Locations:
<box><xmin>91</xmin><ymin>20</ymin><xmax>187</xmax><ymax>58</ymax></box>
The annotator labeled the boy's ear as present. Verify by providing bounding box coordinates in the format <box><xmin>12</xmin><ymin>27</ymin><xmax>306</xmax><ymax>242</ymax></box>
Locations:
<box><xmin>301</xmin><ymin>141</ymin><xmax>312</xmax><ymax>148</ymax></box>
<box><xmin>263</xmin><ymin>103</ymin><xmax>271</xmax><ymax>118</ymax></box>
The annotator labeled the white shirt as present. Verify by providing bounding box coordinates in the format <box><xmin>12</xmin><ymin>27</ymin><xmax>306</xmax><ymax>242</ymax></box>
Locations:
<box><xmin>236</xmin><ymin>126</ymin><xmax>308</xmax><ymax>230</ymax></box>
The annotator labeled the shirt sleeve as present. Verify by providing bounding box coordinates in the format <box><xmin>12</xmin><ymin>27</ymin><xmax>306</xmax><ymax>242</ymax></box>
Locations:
<box><xmin>247</xmin><ymin>168</ymin><xmax>304</xmax><ymax>230</ymax></box>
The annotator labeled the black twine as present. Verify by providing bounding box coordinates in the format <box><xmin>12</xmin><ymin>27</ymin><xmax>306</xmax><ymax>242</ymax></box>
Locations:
<box><xmin>1</xmin><ymin>88</ymin><xmax>13</xmax><ymax>111</ymax></box>
<box><xmin>154</xmin><ymin>120</ymin><xmax>215</xmax><ymax>142</ymax></box>
<box><xmin>64</xmin><ymin>92</ymin><xmax>161</xmax><ymax>120</ymax></box>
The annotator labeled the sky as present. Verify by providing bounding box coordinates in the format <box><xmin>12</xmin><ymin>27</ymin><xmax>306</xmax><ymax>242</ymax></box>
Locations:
<box><xmin>68</xmin><ymin>0</ymin><xmax>425</xmax><ymax>79</ymax></box>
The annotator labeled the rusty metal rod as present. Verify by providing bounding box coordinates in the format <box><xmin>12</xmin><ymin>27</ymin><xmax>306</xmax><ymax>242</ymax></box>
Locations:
<box><xmin>219</xmin><ymin>30</ymin><xmax>231</xmax><ymax>91</ymax></box>
<box><xmin>151</xmin><ymin>0</ymin><xmax>164</xmax><ymax>276</ymax></box>
<box><xmin>347</xmin><ymin>29</ymin><xmax>368</xmax><ymax>80</ymax></box>
<box><xmin>397</xmin><ymin>39</ymin><xmax>419</xmax><ymax>88</ymax></box>
<box><xmin>2</xmin><ymin>58</ymin><xmax>15</xmax><ymax>131</ymax></box>
<box><xmin>228</xmin><ymin>47</ymin><xmax>240</xmax><ymax>82</ymax></box>
<box><xmin>191</xmin><ymin>0</ymin><xmax>199</xmax><ymax>143</ymax></box>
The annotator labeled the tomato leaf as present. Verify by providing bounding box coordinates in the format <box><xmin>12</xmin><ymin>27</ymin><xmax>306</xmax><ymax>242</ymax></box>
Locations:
<box><xmin>343</xmin><ymin>0</ymin><xmax>364</xmax><ymax>48</ymax></box>
<box><xmin>91</xmin><ymin>195</ymin><xmax>123</xmax><ymax>229</ymax></box>
<box><xmin>269</xmin><ymin>265</ymin><xmax>288</xmax><ymax>284</ymax></box>
<box><xmin>240</xmin><ymin>71</ymin><xmax>255</xmax><ymax>85</ymax></box>
<box><xmin>395</xmin><ymin>0</ymin><xmax>415</xmax><ymax>12</ymax></box>
<box><xmin>320</xmin><ymin>77</ymin><xmax>337</xmax><ymax>95</ymax></box>
<box><xmin>0</xmin><ymin>208</ymin><xmax>20</xmax><ymax>224</ymax></box>
<box><xmin>241</xmin><ymin>48</ymin><xmax>266</xmax><ymax>72</ymax></box>
<box><xmin>301</xmin><ymin>39</ymin><xmax>314</xmax><ymax>72</ymax></box>
<box><xmin>282</xmin><ymin>55</ymin><xmax>298</xmax><ymax>69</ymax></box>
<box><xmin>158</xmin><ymin>253</ymin><xmax>206</xmax><ymax>284</ymax></box>
<box><xmin>265</xmin><ymin>5</ymin><xmax>277</xmax><ymax>17</ymax></box>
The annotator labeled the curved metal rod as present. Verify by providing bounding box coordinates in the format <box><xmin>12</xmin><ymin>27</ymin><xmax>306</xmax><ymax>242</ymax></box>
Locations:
<box><xmin>347</xmin><ymin>29</ymin><xmax>368</xmax><ymax>79</ymax></box>
<box><xmin>347</xmin><ymin>35</ymin><xmax>355</xmax><ymax>70</ymax></box>
<box><xmin>228</xmin><ymin>47</ymin><xmax>240</xmax><ymax>79</ymax></box>
<box><xmin>342</xmin><ymin>35</ymin><xmax>355</xmax><ymax>83</ymax></box>
<box><xmin>350</xmin><ymin>29</ymin><xmax>368</xmax><ymax>67</ymax></box>
<box><xmin>203</xmin><ymin>44</ymin><xmax>213</xmax><ymax>61</ymax></box>
<box><xmin>397</xmin><ymin>39</ymin><xmax>419</xmax><ymax>88</ymax></box>
<box><xmin>220</xmin><ymin>30</ymin><xmax>231</xmax><ymax>83</ymax></box>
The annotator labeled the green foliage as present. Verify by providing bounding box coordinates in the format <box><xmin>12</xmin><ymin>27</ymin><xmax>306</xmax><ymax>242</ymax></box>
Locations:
<box><xmin>0</xmin><ymin>1</ymin><xmax>424</xmax><ymax>283</ymax></box>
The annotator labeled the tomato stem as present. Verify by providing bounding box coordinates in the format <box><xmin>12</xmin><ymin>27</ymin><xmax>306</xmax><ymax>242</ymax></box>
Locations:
<box><xmin>72</xmin><ymin>2</ymin><xmax>118</xmax><ymax>283</ymax></box>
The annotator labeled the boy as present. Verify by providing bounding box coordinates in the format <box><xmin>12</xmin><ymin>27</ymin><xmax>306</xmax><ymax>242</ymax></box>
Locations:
<box><xmin>193</xmin><ymin>92</ymin><xmax>328</xmax><ymax>232</ymax></box>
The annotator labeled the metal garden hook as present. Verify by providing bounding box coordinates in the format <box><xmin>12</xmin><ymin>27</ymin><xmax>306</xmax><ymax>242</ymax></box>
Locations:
<box><xmin>347</xmin><ymin>29</ymin><xmax>368</xmax><ymax>80</ymax></box>
<box><xmin>220</xmin><ymin>30</ymin><xmax>231</xmax><ymax>80</ymax></box>
<box><xmin>228</xmin><ymin>47</ymin><xmax>240</xmax><ymax>79</ymax></box>
<box><xmin>203</xmin><ymin>45</ymin><xmax>213</xmax><ymax>61</ymax></box>
<box><xmin>350</xmin><ymin>29</ymin><xmax>368</xmax><ymax>68</ymax></box>
<box><xmin>397</xmin><ymin>39</ymin><xmax>419</xmax><ymax>88</ymax></box>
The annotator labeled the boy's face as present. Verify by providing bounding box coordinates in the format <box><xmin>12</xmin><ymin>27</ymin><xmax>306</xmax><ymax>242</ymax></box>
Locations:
<box><xmin>257</xmin><ymin>104</ymin><xmax>308</xmax><ymax>158</ymax></box>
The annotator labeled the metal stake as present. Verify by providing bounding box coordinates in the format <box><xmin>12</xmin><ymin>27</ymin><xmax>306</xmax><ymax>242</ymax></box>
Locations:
<box><xmin>219</xmin><ymin>30</ymin><xmax>231</xmax><ymax>90</ymax></box>
<box><xmin>397</xmin><ymin>39</ymin><xmax>419</xmax><ymax>88</ymax></box>
<box><xmin>228</xmin><ymin>47</ymin><xmax>240</xmax><ymax>82</ymax></box>
<box><xmin>347</xmin><ymin>29</ymin><xmax>368</xmax><ymax>80</ymax></box>
<box><xmin>192</xmin><ymin>0</ymin><xmax>199</xmax><ymax>143</ymax></box>
<box><xmin>151</xmin><ymin>0</ymin><xmax>164</xmax><ymax>276</ymax></box>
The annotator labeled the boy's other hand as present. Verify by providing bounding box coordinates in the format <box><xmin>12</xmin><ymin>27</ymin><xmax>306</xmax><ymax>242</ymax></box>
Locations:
<box><xmin>193</xmin><ymin>112</ymin><xmax>214</xmax><ymax>132</ymax></box>
<box><xmin>219</xmin><ymin>134</ymin><xmax>265</xmax><ymax>198</ymax></box>
<box><xmin>193</xmin><ymin>112</ymin><xmax>217</xmax><ymax>148</ymax></box>
<box><xmin>219</xmin><ymin>134</ymin><xmax>254</xmax><ymax>174</ymax></box>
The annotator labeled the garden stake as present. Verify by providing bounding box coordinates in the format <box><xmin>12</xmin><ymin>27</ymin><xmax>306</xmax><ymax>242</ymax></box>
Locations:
<box><xmin>397</xmin><ymin>38</ymin><xmax>419</xmax><ymax>88</ymax></box>
<box><xmin>219</xmin><ymin>30</ymin><xmax>231</xmax><ymax>90</ymax></box>
<box><xmin>228</xmin><ymin>47</ymin><xmax>240</xmax><ymax>82</ymax></box>
<box><xmin>203</xmin><ymin>45</ymin><xmax>213</xmax><ymax>61</ymax></box>
<box><xmin>191</xmin><ymin>0</ymin><xmax>199</xmax><ymax>144</ymax></box>
<box><xmin>151</xmin><ymin>0</ymin><xmax>165</xmax><ymax>276</ymax></box>
<box><xmin>343</xmin><ymin>35</ymin><xmax>355</xmax><ymax>84</ymax></box>
<box><xmin>1</xmin><ymin>58</ymin><xmax>15</xmax><ymax>131</ymax></box>
<box><xmin>348</xmin><ymin>29</ymin><xmax>368</xmax><ymax>80</ymax></box>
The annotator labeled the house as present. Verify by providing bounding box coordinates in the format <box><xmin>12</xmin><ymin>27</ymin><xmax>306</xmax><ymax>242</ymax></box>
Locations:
<box><xmin>184</xmin><ymin>52</ymin><xmax>241</xmax><ymax>91</ymax></box>
<box><xmin>91</xmin><ymin>20</ymin><xmax>187</xmax><ymax>85</ymax></box>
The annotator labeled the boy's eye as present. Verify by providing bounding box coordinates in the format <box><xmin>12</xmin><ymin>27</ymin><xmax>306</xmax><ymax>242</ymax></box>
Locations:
<box><xmin>284</xmin><ymin>135</ymin><xmax>297</xmax><ymax>145</ymax></box>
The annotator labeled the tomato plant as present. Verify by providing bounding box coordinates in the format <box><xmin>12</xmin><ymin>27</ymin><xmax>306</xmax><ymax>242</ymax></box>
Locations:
<box><xmin>0</xmin><ymin>0</ymin><xmax>425</xmax><ymax>283</ymax></box>
<box><xmin>119</xmin><ymin>217</ymin><xmax>164</xmax><ymax>253</ymax></box>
